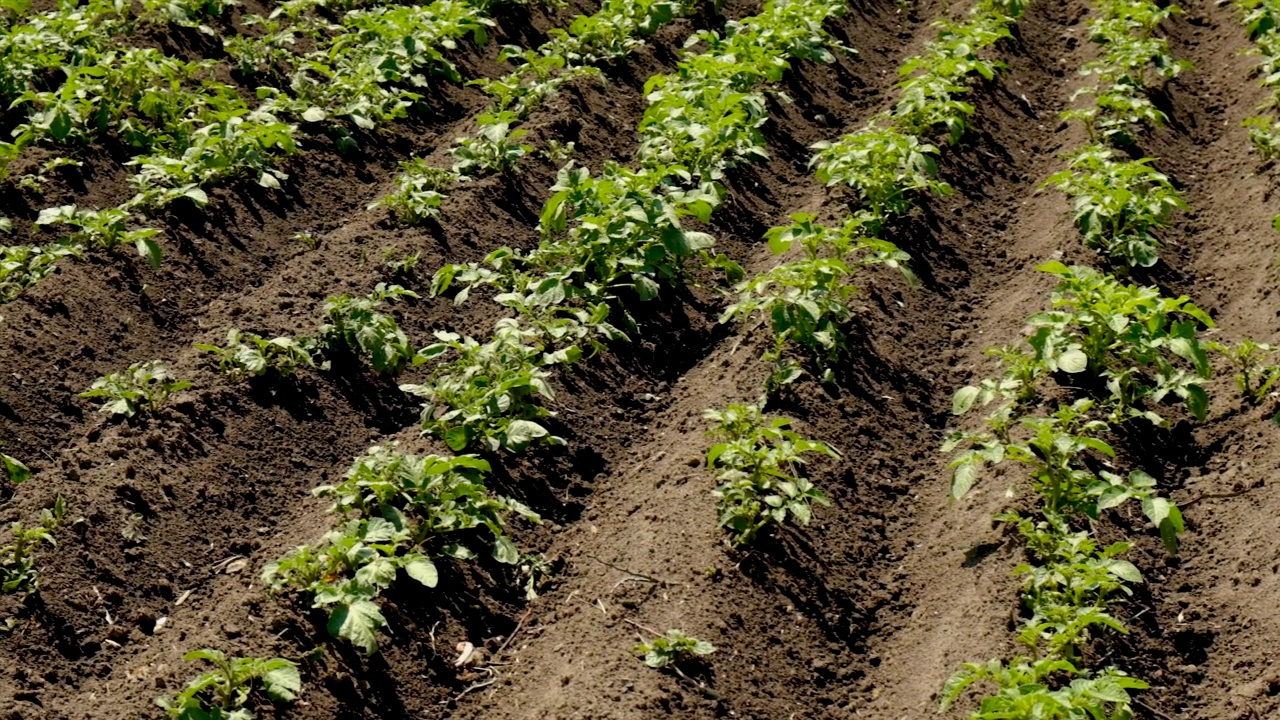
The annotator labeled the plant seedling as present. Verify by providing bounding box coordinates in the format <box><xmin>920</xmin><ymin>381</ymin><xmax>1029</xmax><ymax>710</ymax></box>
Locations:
<box><xmin>81</xmin><ymin>361</ymin><xmax>192</xmax><ymax>417</ymax></box>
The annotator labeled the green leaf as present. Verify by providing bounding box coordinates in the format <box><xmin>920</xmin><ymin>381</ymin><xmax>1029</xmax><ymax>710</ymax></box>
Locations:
<box><xmin>136</xmin><ymin>236</ymin><xmax>163</xmax><ymax>269</ymax></box>
<box><xmin>261</xmin><ymin>663</ymin><xmax>302</xmax><ymax>701</ymax></box>
<box><xmin>1057</xmin><ymin>348</ymin><xmax>1088</xmax><ymax>373</ymax></box>
<box><xmin>505</xmin><ymin>419</ymin><xmax>548</xmax><ymax>450</ymax></box>
<box><xmin>952</xmin><ymin>386</ymin><xmax>980</xmax><ymax>415</ymax></box>
<box><xmin>328</xmin><ymin>600</ymin><xmax>385</xmax><ymax>654</ymax></box>
<box><xmin>493</xmin><ymin>535</ymin><xmax>519</xmax><ymax>564</ymax></box>
<box><xmin>1</xmin><ymin>454</ymin><xmax>30</xmax><ymax>485</ymax></box>
<box><xmin>403</xmin><ymin>556</ymin><xmax>438</xmax><ymax>588</ymax></box>
<box><xmin>1107</xmin><ymin>559</ymin><xmax>1144</xmax><ymax>583</ymax></box>
<box><xmin>443</xmin><ymin>426</ymin><xmax>471</xmax><ymax>452</ymax></box>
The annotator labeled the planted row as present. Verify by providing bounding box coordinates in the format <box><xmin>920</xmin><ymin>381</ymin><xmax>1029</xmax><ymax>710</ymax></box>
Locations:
<box><xmin>1048</xmin><ymin>0</ymin><xmax>1192</xmax><ymax>269</ymax></box>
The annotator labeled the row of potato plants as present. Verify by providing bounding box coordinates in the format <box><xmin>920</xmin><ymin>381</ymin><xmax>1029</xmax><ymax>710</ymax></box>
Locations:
<box><xmin>372</xmin><ymin>0</ymin><xmax>703</xmax><ymax>224</ymax></box>
<box><xmin>0</xmin><ymin>0</ymin><xmax>520</xmax><ymax>303</ymax></box>
<box><xmin>1235</xmin><ymin>0</ymin><xmax>1280</xmax><ymax>230</ymax></box>
<box><xmin>246</xmin><ymin>0</ymin><xmax>860</xmax><ymax>660</ymax></box>
<box><xmin>1044</xmin><ymin>0</ymin><xmax>1191</xmax><ymax>269</ymax></box>
<box><xmin>697</xmin><ymin>0</ymin><xmax>1031</xmax><ymax>548</ymax></box>
<box><xmin>942</xmin><ymin>0</ymin><xmax>1205</xmax><ymax>714</ymax></box>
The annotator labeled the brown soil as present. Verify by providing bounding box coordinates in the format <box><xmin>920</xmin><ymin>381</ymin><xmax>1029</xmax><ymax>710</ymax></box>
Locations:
<box><xmin>1</xmin><ymin>0</ymin><xmax>1278</xmax><ymax>717</ymax></box>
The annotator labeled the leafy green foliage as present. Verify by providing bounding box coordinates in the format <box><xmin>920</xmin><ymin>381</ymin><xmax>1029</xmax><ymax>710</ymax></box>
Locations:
<box><xmin>721</xmin><ymin>213</ymin><xmax>911</xmax><ymax>390</ymax></box>
<box><xmin>810</xmin><ymin>124</ymin><xmax>951</xmax><ymax>218</ymax></box>
<box><xmin>1028</xmin><ymin>262</ymin><xmax>1214</xmax><ymax>423</ymax></box>
<box><xmin>321</xmin><ymin>284</ymin><xmax>420</xmax><ymax>375</ymax></box>
<box><xmin>1211</xmin><ymin>338</ymin><xmax>1280</xmax><ymax>404</ymax></box>
<box><xmin>635</xmin><ymin>630</ymin><xmax>715</xmax><ymax>668</ymax></box>
<box><xmin>0</xmin><ymin>241</ymin><xmax>81</xmax><ymax>303</ymax></box>
<box><xmin>196</xmin><ymin>329</ymin><xmax>323</xmax><ymax>381</ymax></box>
<box><xmin>942</xmin><ymin>657</ymin><xmax>1147</xmax><ymax>719</ymax></box>
<box><xmin>1044</xmin><ymin>144</ymin><xmax>1187</xmax><ymax>268</ymax></box>
<box><xmin>263</xmin><ymin>445</ymin><xmax>537</xmax><ymax>653</ymax></box>
<box><xmin>402</xmin><ymin>319</ymin><xmax>567</xmax><ymax>453</ymax></box>
<box><xmin>35</xmin><ymin>204</ymin><xmax>163</xmax><ymax>268</ymax></box>
<box><xmin>80</xmin><ymin>361</ymin><xmax>192</xmax><ymax>417</ymax></box>
<box><xmin>371</xmin><ymin>159</ymin><xmax>457</xmax><ymax>224</ymax></box>
<box><xmin>1063</xmin><ymin>0</ymin><xmax>1191</xmax><ymax>144</ymax></box>
<box><xmin>156</xmin><ymin>648</ymin><xmax>301</xmax><ymax>720</ymax></box>
<box><xmin>953</xmin><ymin>263</ymin><xmax>1214</xmax><ymax>426</ymax></box>
<box><xmin>704</xmin><ymin>403</ymin><xmax>836</xmax><ymax>545</ymax></box>
<box><xmin>450</xmin><ymin>111</ymin><xmax>531</xmax><ymax>176</ymax></box>
<box><xmin>1</xmin><ymin>495</ymin><xmax>66</xmax><ymax>596</ymax></box>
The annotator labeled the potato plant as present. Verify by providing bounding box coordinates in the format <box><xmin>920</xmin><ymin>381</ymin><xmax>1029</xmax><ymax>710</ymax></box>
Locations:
<box><xmin>263</xmin><ymin>445</ymin><xmax>537</xmax><ymax>653</ymax></box>
<box><xmin>704</xmin><ymin>403</ymin><xmax>836</xmax><ymax>545</ymax></box>
<box><xmin>81</xmin><ymin>361</ymin><xmax>192</xmax><ymax>417</ymax></box>
<box><xmin>402</xmin><ymin>319</ymin><xmax>566</xmax><ymax>453</ymax></box>
<box><xmin>321</xmin><ymin>284</ymin><xmax>421</xmax><ymax>375</ymax></box>
<box><xmin>635</xmin><ymin>630</ymin><xmax>715</xmax><ymax>668</ymax></box>
<box><xmin>196</xmin><ymin>329</ymin><xmax>323</xmax><ymax>381</ymax></box>
<box><xmin>721</xmin><ymin>212</ymin><xmax>912</xmax><ymax>390</ymax></box>
<box><xmin>1044</xmin><ymin>145</ymin><xmax>1187</xmax><ymax>268</ymax></box>
<box><xmin>1</xmin><ymin>495</ymin><xmax>66</xmax><ymax>596</ymax></box>
<box><xmin>156</xmin><ymin>649</ymin><xmax>301</xmax><ymax>720</ymax></box>
<box><xmin>370</xmin><ymin>159</ymin><xmax>457</xmax><ymax>224</ymax></box>
<box><xmin>450</xmin><ymin>111</ymin><xmax>531</xmax><ymax>177</ymax></box>
<box><xmin>0</xmin><ymin>242</ymin><xmax>81</xmax><ymax>304</ymax></box>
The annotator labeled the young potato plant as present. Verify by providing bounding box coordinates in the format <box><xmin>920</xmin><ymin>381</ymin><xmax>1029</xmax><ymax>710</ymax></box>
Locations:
<box><xmin>635</xmin><ymin>630</ymin><xmax>716</xmax><ymax>668</ymax></box>
<box><xmin>941</xmin><ymin>657</ymin><xmax>1147</xmax><ymax>719</ymax></box>
<box><xmin>81</xmin><ymin>361</ymin><xmax>192</xmax><ymax>417</ymax></box>
<box><xmin>1210</xmin><ymin>338</ymin><xmax>1280</xmax><ymax>405</ymax></box>
<box><xmin>810</xmin><ymin>124</ymin><xmax>951</xmax><ymax>220</ymax></box>
<box><xmin>402</xmin><ymin>319</ymin><xmax>567</xmax><ymax>453</ymax></box>
<box><xmin>2</xmin><ymin>495</ymin><xmax>66</xmax><ymax>596</ymax></box>
<box><xmin>35</xmin><ymin>204</ymin><xmax>163</xmax><ymax>268</ymax></box>
<box><xmin>0</xmin><ymin>241</ymin><xmax>81</xmax><ymax>303</ymax></box>
<box><xmin>263</xmin><ymin>445</ymin><xmax>537</xmax><ymax>652</ymax></box>
<box><xmin>720</xmin><ymin>213</ymin><xmax>912</xmax><ymax>390</ymax></box>
<box><xmin>1043</xmin><ymin>144</ymin><xmax>1187</xmax><ymax>268</ymax></box>
<box><xmin>1028</xmin><ymin>262</ymin><xmax>1214</xmax><ymax>424</ymax></box>
<box><xmin>371</xmin><ymin>159</ymin><xmax>457</xmax><ymax>224</ymax></box>
<box><xmin>1006</xmin><ymin>511</ymin><xmax>1143</xmax><ymax>659</ymax></box>
<box><xmin>321</xmin><ymin>284</ymin><xmax>421</xmax><ymax>375</ymax></box>
<box><xmin>156</xmin><ymin>649</ymin><xmax>301</xmax><ymax>720</ymax></box>
<box><xmin>450</xmin><ymin>112</ymin><xmax>531</xmax><ymax>177</ymax></box>
<box><xmin>893</xmin><ymin>0</ymin><xmax>1024</xmax><ymax>144</ymax></box>
<box><xmin>196</xmin><ymin>329</ymin><xmax>323</xmax><ymax>381</ymax></box>
<box><xmin>704</xmin><ymin>403</ymin><xmax>837</xmax><ymax>545</ymax></box>
<box><xmin>946</xmin><ymin>399</ymin><xmax>1185</xmax><ymax>553</ymax></box>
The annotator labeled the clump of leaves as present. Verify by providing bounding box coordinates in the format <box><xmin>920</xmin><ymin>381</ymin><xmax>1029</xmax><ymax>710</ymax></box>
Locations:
<box><xmin>1043</xmin><ymin>144</ymin><xmax>1186</xmax><ymax>269</ymax></box>
<box><xmin>451</xmin><ymin>112</ymin><xmax>531</xmax><ymax>177</ymax></box>
<box><xmin>1210</xmin><ymin>338</ymin><xmax>1280</xmax><ymax>405</ymax></box>
<box><xmin>80</xmin><ymin>361</ymin><xmax>192</xmax><ymax>417</ymax></box>
<box><xmin>1</xmin><ymin>241</ymin><xmax>81</xmax><ymax>303</ymax></box>
<box><xmin>721</xmin><ymin>213</ymin><xmax>912</xmax><ymax>390</ymax></box>
<box><xmin>704</xmin><ymin>402</ymin><xmax>836</xmax><ymax>545</ymax></box>
<box><xmin>35</xmin><ymin>204</ymin><xmax>164</xmax><ymax>269</ymax></box>
<box><xmin>263</xmin><ymin>445</ymin><xmax>537</xmax><ymax>653</ymax></box>
<box><xmin>371</xmin><ymin>159</ymin><xmax>457</xmax><ymax>224</ymax></box>
<box><xmin>941</xmin><ymin>656</ymin><xmax>1147</xmax><ymax>719</ymax></box>
<box><xmin>809</xmin><ymin>123</ymin><xmax>951</xmax><ymax>219</ymax></box>
<box><xmin>635</xmin><ymin>629</ymin><xmax>716</xmax><ymax>668</ymax></box>
<box><xmin>156</xmin><ymin>648</ymin><xmax>301</xmax><ymax>720</ymax></box>
<box><xmin>196</xmin><ymin>329</ymin><xmax>323</xmax><ymax>381</ymax></box>
<box><xmin>2</xmin><ymin>495</ymin><xmax>66</xmax><ymax>596</ymax></box>
<box><xmin>321</xmin><ymin>284</ymin><xmax>420</xmax><ymax>375</ymax></box>
<box><xmin>403</xmin><ymin>319</ymin><xmax>566</xmax><ymax>453</ymax></box>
